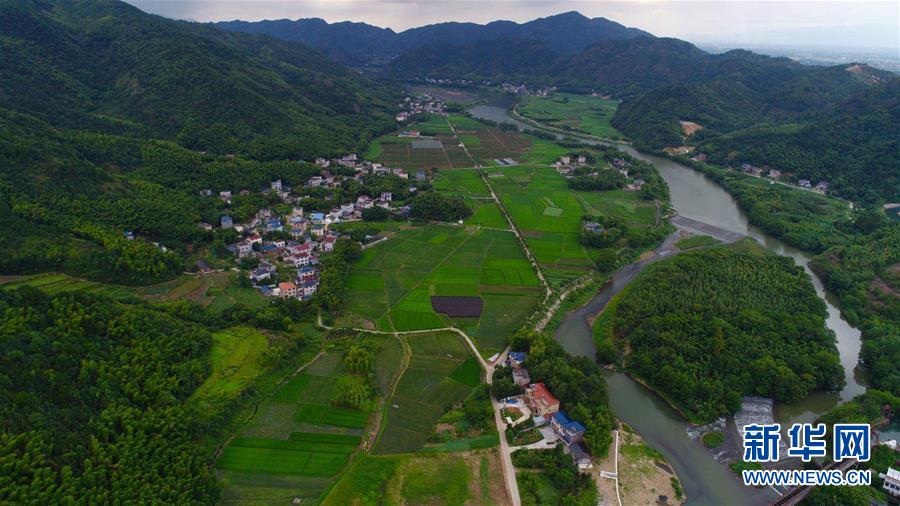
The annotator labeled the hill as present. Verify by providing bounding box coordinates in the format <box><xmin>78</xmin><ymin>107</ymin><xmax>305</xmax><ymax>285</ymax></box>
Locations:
<box><xmin>0</xmin><ymin>0</ymin><xmax>399</xmax><ymax>157</ymax></box>
<box><xmin>217</xmin><ymin>11</ymin><xmax>651</xmax><ymax>65</ymax></box>
<box><xmin>0</xmin><ymin>0</ymin><xmax>400</xmax><ymax>283</ymax></box>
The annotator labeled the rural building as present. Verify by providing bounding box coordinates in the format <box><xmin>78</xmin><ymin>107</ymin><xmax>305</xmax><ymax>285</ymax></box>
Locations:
<box><xmin>550</xmin><ymin>411</ymin><xmax>586</xmax><ymax>445</ymax></box>
<box><xmin>506</xmin><ymin>351</ymin><xmax>527</xmax><ymax>368</ymax></box>
<box><xmin>526</xmin><ymin>383</ymin><xmax>560</xmax><ymax>418</ymax></box>
<box><xmin>278</xmin><ymin>282</ymin><xmax>298</xmax><ymax>299</ymax></box>
<box><xmin>513</xmin><ymin>368</ymin><xmax>530</xmax><ymax>387</ymax></box>
<box><xmin>567</xmin><ymin>443</ymin><xmax>593</xmax><ymax>469</ymax></box>
<box><xmin>881</xmin><ymin>467</ymin><xmax>900</xmax><ymax>499</ymax></box>
<box><xmin>798</xmin><ymin>179</ymin><xmax>812</xmax><ymax>188</ymax></box>
<box><xmin>220</xmin><ymin>216</ymin><xmax>233</xmax><ymax>229</ymax></box>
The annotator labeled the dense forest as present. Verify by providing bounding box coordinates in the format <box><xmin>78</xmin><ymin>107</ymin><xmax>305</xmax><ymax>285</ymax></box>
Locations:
<box><xmin>0</xmin><ymin>288</ymin><xmax>216</xmax><ymax>503</ymax></box>
<box><xmin>678</xmin><ymin>159</ymin><xmax>900</xmax><ymax>397</ymax></box>
<box><xmin>606</xmin><ymin>242</ymin><xmax>844</xmax><ymax>422</ymax></box>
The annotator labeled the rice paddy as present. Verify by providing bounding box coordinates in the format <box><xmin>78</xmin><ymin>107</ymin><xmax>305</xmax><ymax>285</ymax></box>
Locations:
<box><xmin>340</xmin><ymin>224</ymin><xmax>541</xmax><ymax>353</ymax></box>
<box><xmin>486</xmin><ymin>164</ymin><xmax>657</xmax><ymax>286</ymax></box>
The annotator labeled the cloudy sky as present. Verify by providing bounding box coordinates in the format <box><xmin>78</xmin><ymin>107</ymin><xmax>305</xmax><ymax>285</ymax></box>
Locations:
<box><xmin>127</xmin><ymin>1</ymin><xmax>899</xmax><ymax>49</ymax></box>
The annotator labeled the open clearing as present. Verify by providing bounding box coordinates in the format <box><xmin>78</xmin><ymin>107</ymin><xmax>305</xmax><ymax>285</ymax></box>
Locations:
<box><xmin>433</xmin><ymin>169</ymin><xmax>508</xmax><ymax>229</ymax></box>
<box><xmin>340</xmin><ymin>224</ymin><xmax>541</xmax><ymax>354</ymax></box>
<box><xmin>487</xmin><ymin>164</ymin><xmax>657</xmax><ymax>286</ymax></box>
<box><xmin>518</xmin><ymin>93</ymin><xmax>623</xmax><ymax>140</ymax></box>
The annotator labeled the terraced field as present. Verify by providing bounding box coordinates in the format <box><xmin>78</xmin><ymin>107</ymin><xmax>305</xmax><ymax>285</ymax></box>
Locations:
<box><xmin>340</xmin><ymin>224</ymin><xmax>541</xmax><ymax>353</ymax></box>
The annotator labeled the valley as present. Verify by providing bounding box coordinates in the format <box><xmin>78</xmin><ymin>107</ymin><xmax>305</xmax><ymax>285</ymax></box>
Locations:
<box><xmin>0</xmin><ymin>2</ymin><xmax>897</xmax><ymax>506</ymax></box>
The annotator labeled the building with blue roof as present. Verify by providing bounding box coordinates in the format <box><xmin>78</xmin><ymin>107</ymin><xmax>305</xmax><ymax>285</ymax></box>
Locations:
<box><xmin>550</xmin><ymin>411</ymin><xmax>586</xmax><ymax>446</ymax></box>
<box><xmin>507</xmin><ymin>351</ymin><xmax>527</xmax><ymax>368</ymax></box>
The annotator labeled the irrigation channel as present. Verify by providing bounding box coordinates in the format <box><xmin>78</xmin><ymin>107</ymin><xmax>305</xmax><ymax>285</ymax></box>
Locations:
<box><xmin>468</xmin><ymin>104</ymin><xmax>870</xmax><ymax>505</ymax></box>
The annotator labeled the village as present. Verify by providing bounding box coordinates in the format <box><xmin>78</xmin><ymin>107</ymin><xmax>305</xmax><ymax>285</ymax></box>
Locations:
<box><xmin>196</xmin><ymin>151</ymin><xmax>429</xmax><ymax>301</ymax></box>
<box><xmin>688</xmin><ymin>153</ymin><xmax>832</xmax><ymax>195</ymax></box>
<box><xmin>497</xmin><ymin>351</ymin><xmax>594</xmax><ymax>469</ymax></box>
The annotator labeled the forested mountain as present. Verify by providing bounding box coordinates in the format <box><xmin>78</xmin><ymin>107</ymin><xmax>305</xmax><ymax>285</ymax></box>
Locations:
<box><xmin>217</xmin><ymin>11</ymin><xmax>651</xmax><ymax>65</ymax></box>
<box><xmin>0</xmin><ymin>0</ymin><xmax>399</xmax><ymax>157</ymax></box>
<box><xmin>0</xmin><ymin>0</ymin><xmax>400</xmax><ymax>283</ymax></box>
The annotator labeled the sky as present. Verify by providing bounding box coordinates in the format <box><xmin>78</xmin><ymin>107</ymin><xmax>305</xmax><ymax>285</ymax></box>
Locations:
<box><xmin>127</xmin><ymin>1</ymin><xmax>900</xmax><ymax>50</ymax></box>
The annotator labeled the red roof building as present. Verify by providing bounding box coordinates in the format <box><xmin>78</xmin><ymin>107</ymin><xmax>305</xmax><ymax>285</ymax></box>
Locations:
<box><xmin>525</xmin><ymin>382</ymin><xmax>560</xmax><ymax>418</ymax></box>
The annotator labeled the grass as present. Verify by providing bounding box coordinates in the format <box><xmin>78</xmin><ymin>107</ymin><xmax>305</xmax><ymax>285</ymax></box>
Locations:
<box><xmin>422</xmin><ymin>434</ymin><xmax>499</xmax><ymax>453</ymax></box>
<box><xmin>518</xmin><ymin>93</ymin><xmax>623</xmax><ymax>140</ymax></box>
<box><xmin>448</xmin><ymin>357</ymin><xmax>482</xmax><ymax>387</ymax></box>
<box><xmin>400</xmin><ymin>456</ymin><xmax>470</xmax><ymax>505</ymax></box>
<box><xmin>702</xmin><ymin>431</ymin><xmax>726</xmax><ymax>448</ymax></box>
<box><xmin>676</xmin><ymin>234</ymin><xmax>722</xmax><ymax>250</ymax></box>
<box><xmin>189</xmin><ymin>326</ymin><xmax>269</xmax><ymax>402</ymax></box>
<box><xmin>340</xmin><ymin>224</ymin><xmax>541</xmax><ymax>353</ymax></box>
<box><xmin>294</xmin><ymin>403</ymin><xmax>369</xmax><ymax>429</ymax></box>
<box><xmin>487</xmin><ymin>164</ymin><xmax>656</xmax><ymax>286</ymax></box>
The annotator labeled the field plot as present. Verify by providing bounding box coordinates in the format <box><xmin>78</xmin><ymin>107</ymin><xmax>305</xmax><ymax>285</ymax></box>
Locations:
<box><xmin>217</xmin><ymin>339</ymin><xmax>398</xmax><ymax>504</ymax></box>
<box><xmin>374</xmin><ymin>331</ymin><xmax>477</xmax><ymax>455</ymax></box>
<box><xmin>0</xmin><ymin>272</ymin><xmax>136</xmax><ymax>299</ymax></box>
<box><xmin>433</xmin><ymin>169</ymin><xmax>508</xmax><ymax>229</ymax></box>
<box><xmin>190</xmin><ymin>326</ymin><xmax>269</xmax><ymax>402</ymax></box>
<box><xmin>486</xmin><ymin>165</ymin><xmax>656</xmax><ymax>286</ymax></box>
<box><xmin>340</xmin><ymin>224</ymin><xmax>541</xmax><ymax>353</ymax></box>
<box><xmin>323</xmin><ymin>451</ymin><xmax>510</xmax><ymax>506</ymax></box>
<box><xmin>518</xmin><ymin>93</ymin><xmax>623</xmax><ymax>140</ymax></box>
<box><xmin>446</xmin><ymin>114</ymin><xmax>566</xmax><ymax>166</ymax></box>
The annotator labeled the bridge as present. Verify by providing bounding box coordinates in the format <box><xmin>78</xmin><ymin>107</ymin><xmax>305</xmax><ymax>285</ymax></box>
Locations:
<box><xmin>770</xmin><ymin>457</ymin><xmax>861</xmax><ymax>506</ymax></box>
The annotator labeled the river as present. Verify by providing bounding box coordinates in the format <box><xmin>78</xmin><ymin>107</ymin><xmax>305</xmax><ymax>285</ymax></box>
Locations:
<box><xmin>468</xmin><ymin>104</ymin><xmax>867</xmax><ymax>505</ymax></box>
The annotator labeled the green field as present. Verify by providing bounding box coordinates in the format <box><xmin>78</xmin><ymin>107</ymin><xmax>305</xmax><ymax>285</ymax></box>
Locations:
<box><xmin>340</xmin><ymin>224</ymin><xmax>541</xmax><ymax>353</ymax></box>
<box><xmin>0</xmin><ymin>272</ymin><xmax>137</xmax><ymax>299</ymax></box>
<box><xmin>518</xmin><ymin>93</ymin><xmax>623</xmax><ymax>140</ymax></box>
<box><xmin>486</xmin><ymin>164</ymin><xmax>656</xmax><ymax>285</ymax></box>
<box><xmin>217</xmin><ymin>338</ymin><xmax>400</xmax><ymax>503</ymax></box>
<box><xmin>446</xmin><ymin>113</ymin><xmax>567</xmax><ymax>166</ymax></box>
<box><xmin>190</xmin><ymin>326</ymin><xmax>269</xmax><ymax>402</ymax></box>
<box><xmin>433</xmin><ymin>169</ymin><xmax>508</xmax><ymax>229</ymax></box>
<box><xmin>374</xmin><ymin>331</ymin><xmax>477</xmax><ymax>455</ymax></box>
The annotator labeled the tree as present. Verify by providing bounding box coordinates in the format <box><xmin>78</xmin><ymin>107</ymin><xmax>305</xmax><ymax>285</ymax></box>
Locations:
<box><xmin>331</xmin><ymin>375</ymin><xmax>371</xmax><ymax>409</ymax></box>
<box><xmin>361</xmin><ymin>206</ymin><xmax>390</xmax><ymax>221</ymax></box>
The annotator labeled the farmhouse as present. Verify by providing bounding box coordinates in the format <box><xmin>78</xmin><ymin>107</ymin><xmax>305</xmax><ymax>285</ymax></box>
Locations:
<box><xmin>506</xmin><ymin>351</ymin><xmax>527</xmax><ymax>368</ymax></box>
<box><xmin>512</xmin><ymin>368</ymin><xmax>531</xmax><ymax>387</ymax></box>
<box><xmin>278</xmin><ymin>282</ymin><xmax>299</xmax><ymax>299</ymax></box>
<box><xmin>220</xmin><ymin>216</ymin><xmax>233</xmax><ymax>229</ymax></box>
<box><xmin>881</xmin><ymin>467</ymin><xmax>900</xmax><ymax>499</ymax></box>
<box><xmin>525</xmin><ymin>383</ymin><xmax>560</xmax><ymax>418</ymax></box>
<box><xmin>567</xmin><ymin>443</ymin><xmax>593</xmax><ymax>470</ymax></box>
<box><xmin>550</xmin><ymin>411</ymin><xmax>586</xmax><ymax>446</ymax></box>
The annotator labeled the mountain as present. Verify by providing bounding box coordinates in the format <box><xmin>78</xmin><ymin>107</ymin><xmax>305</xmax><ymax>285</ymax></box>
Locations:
<box><xmin>0</xmin><ymin>0</ymin><xmax>399</xmax><ymax>158</ymax></box>
<box><xmin>0</xmin><ymin>0</ymin><xmax>400</xmax><ymax>284</ymax></box>
<box><xmin>387</xmin><ymin>39</ymin><xmax>560</xmax><ymax>81</ymax></box>
<box><xmin>216</xmin><ymin>11</ymin><xmax>652</xmax><ymax>65</ymax></box>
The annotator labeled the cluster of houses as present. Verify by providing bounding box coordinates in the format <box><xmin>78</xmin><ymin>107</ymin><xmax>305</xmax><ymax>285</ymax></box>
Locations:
<box><xmin>503</xmin><ymin>352</ymin><xmax>593</xmax><ymax>469</ymax></box>
<box><xmin>395</xmin><ymin>93</ymin><xmax>447</xmax><ymax>123</ymax></box>
<box><xmin>554</xmin><ymin>154</ymin><xmax>645</xmax><ymax>191</ymax></box>
<box><xmin>739</xmin><ymin>163</ymin><xmax>830</xmax><ymax>193</ymax></box>
<box><xmin>500</xmin><ymin>82</ymin><xmax>556</xmax><ymax>96</ymax></box>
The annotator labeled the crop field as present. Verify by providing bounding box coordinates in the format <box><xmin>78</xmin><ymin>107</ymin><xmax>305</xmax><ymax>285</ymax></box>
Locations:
<box><xmin>216</xmin><ymin>343</ymin><xmax>394</xmax><ymax>503</ymax></box>
<box><xmin>446</xmin><ymin>114</ymin><xmax>567</xmax><ymax>166</ymax></box>
<box><xmin>486</xmin><ymin>164</ymin><xmax>657</xmax><ymax>286</ymax></box>
<box><xmin>340</xmin><ymin>224</ymin><xmax>541</xmax><ymax>352</ymax></box>
<box><xmin>0</xmin><ymin>272</ymin><xmax>136</xmax><ymax>299</ymax></box>
<box><xmin>433</xmin><ymin>169</ymin><xmax>508</xmax><ymax>229</ymax></box>
<box><xmin>323</xmin><ymin>451</ymin><xmax>508</xmax><ymax>505</ymax></box>
<box><xmin>374</xmin><ymin>332</ymin><xmax>478</xmax><ymax>455</ymax></box>
<box><xmin>518</xmin><ymin>93</ymin><xmax>623</xmax><ymax>140</ymax></box>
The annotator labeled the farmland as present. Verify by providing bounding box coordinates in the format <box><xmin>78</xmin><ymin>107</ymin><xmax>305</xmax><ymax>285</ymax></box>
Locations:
<box><xmin>217</xmin><ymin>337</ymin><xmax>398</xmax><ymax>504</ymax></box>
<box><xmin>433</xmin><ymin>169</ymin><xmax>508</xmax><ymax>229</ymax></box>
<box><xmin>339</xmin><ymin>224</ymin><xmax>541</xmax><ymax>353</ymax></box>
<box><xmin>322</xmin><ymin>451</ymin><xmax>509</xmax><ymax>505</ymax></box>
<box><xmin>447</xmin><ymin>113</ymin><xmax>568</xmax><ymax>166</ymax></box>
<box><xmin>517</xmin><ymin>93</ymin><xmax>624</xmax><ymax>140</ymax></box>
<box><xmin>374</xmin><ymin>331</ymin><xmax>480</xmax><ymax>455</ymax></box>
<box><xmin>189</xmin><ymin>326</ymin><xmax>270</xmax><ymax>402</ymax></box>
<box><xmin>486</xmin><ymin>164</ymin><xmax>657</xmax><ymax>285</ymax></box>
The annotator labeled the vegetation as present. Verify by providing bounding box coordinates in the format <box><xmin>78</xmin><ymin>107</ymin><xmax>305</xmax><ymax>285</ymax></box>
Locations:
<box><xmin>0</xmin><ymin>288</ymin><xmax>217</xmax><ymax>503</ymax></box>
<box><xmin>702</xmin><ymin>431</ymin><xmax>725</xmax><ymax>449</ymax></box>
<box><xmin>513</xmin><ymin>446</ymin><xmax>597</xmax><ymax>506</ymax></box>
<box><xmin>518</xmin><ymin>93</ymin><xmax>623</xmax><ymax>140</ymax></box>
<box><xmin>608</xmin><ymin>241</ymin><xmax>844</xmax><ymax>422</ymax></box>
